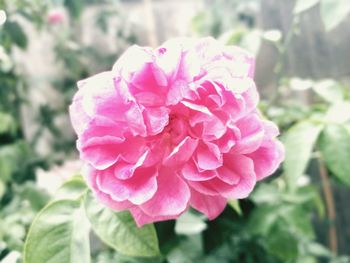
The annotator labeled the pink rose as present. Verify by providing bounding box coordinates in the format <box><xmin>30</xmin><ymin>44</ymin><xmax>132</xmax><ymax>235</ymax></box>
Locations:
<box><xmin>47</xmin><ymin>9</ymin><xmax>66</xmax><ymax>25</ymax></box>
<box><xmin>69</xmin><ymin>37</ymin><xmax>284</xmax><ymax>226</ymax></box>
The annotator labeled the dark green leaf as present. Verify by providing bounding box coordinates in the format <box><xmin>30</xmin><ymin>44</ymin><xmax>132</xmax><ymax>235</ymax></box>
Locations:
<box><xmin>4</xmin><ymin>21</ymin><xmax>28</xmax><ymax>49</ymax></box>
<box><xmin>84</xmin><ymin>191</ymin><xmax>160</xmax><ymax>257</ymax></box>
<box><xmin>265</xmin><ymin>222</ymin><xmax>298</xmax><ymax>262</ymax></box>
<box><xmin>228</xmin><ymin>199</ymin><xmax>242</xmax><ymax>215</ymax></box>
<box><xmin>64</xmin><ymin>0</ymin><xmax>84</xmax><ymax>18</ymax></box>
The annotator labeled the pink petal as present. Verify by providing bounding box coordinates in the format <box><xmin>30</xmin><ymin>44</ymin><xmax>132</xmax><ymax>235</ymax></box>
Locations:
<box><xmin>79</xmin><ymin>136</ymin><xmax>124</xmax><ymax>170</ymax></box>
<box><xmin>154</xmin><ymin>41</ymin><xmax>181</xmax><ymax>82</ymax></box>
<box><xmin>181</xmin><ymin>160</ymin><xmax>217</xmax><ymax>181</ymax></box>
<box><xmin>202</xmin><ymin>116</ymin><xmax>227</xmax><ymax>141</ymax></box>
<box><xmin>189</xmin><ymin>154</ymin><xmax>256</xmax><ymax>199</ymax></box>
<box><xmin>140</xmin><ymin>168</ymin><xmax>190</xmax><ymax>217</ymax></box>
<box><xmin>85</xmin><ymin>166</ymin><xmax>133</xmax><ymax>210</ymax></box>
<box><xmin>130</xmin><ymin>207</ymin><xmax>182</xmax><ymax>227</ymax></box>
<box><xmin>247</xmin><ymin>139</ymin><xmax>284</xmax><ymax>180</ymax></box>
<box><xmin>181</xmin><ymin>101</ymin><xmax>213</xmax><ymax>116</ymax></box>
<box><xmin>97</xmin><ymin>166</ymin><xmax>158</xmax><ymax>205</ymax></box>
<box><xmin>190</xmin><ymin>188</ymin><xmax>227</xmax><ymax>220</ymax></box>
<box><xmin>233</xmin><ymin>113</ymin><xmax>264</xmax><ymax>154</ymax></box>
<box><xmin>125</xmin><ymin>105</ymin><xmax>147</xmax><ymax>136</ymax></box>
<box><xmin>215</xmin><ymin>127</ymin><xmax>240</xmax><ymax>153</ymax></box>
<box><xmin>113</xmin><ymin>151</ymin><xmax>149</xmax><ymax>180</ymax></box>
<box><xmin>220</xmin><ymin>154</ymin><xmax>256</xmax><ymax>198</ymax></box>
<box><xmin>195</xmin><ymin>142</ymin><xmax>222</xmax><ymax>170</ymax></box>
<box><xmin>163</xmin><ymin>137</ymin><xmax>198</xmax><ymax>167</ymax></box>
<box><xmin>143</xmin><ymin>107</ymin><xmax>170</xmax><ymax>135</ymax></box>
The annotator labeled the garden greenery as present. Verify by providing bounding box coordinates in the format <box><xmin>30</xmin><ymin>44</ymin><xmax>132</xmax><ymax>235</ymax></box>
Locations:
<box><xmin>0</xmin><ymin>0</ymin><xmax>350</xmax><ymax>262</ymax></box>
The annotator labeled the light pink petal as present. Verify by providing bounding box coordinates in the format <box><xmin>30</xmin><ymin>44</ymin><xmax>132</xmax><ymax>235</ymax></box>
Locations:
<box><xmin>130</xmin><ymin>207</ymin><xmax>182</xmax><ymax>227</ymax></box>
<box><xmin>113</xmin><ymin>151</ymin><xmax>149</xmax><ymax>180</ymax></box>
<box><xmin>242</xmin><ymin>83</ymin><xmax>259</xmax><ymax>114</ymax></box>
<box><xmin>163</xmin><ymin>137</ymin><xmax>198</xmax><ymax>167</ymax></box>
<box><xmin>215</xmin><ymin>127</ymin><xmax>240</xmax><ymax>153</ymax></box>
<box><xmin>216</xmin><ymin>165</ymin><xmax>240</xmax><ymax>185</ymax></box>
<box><xmin>140</xmin><ymin>168</ymin><xmax>190</xmax><ymax>217</ymax></box>
<box><xmin>119</xmin><ymin>137</ymin><xmax>148</xmax><ymax>163</ymax></box>
<box><xmin>69</xmin><ymin>89</ymin><xmax>91</xmax><ymax>135</ymax></box>
<box><xmin>220</xmin><ymin>154</ymin><xmax>256</xmax><ymax>198</ymax></box>
<box><xmin>181</xmin><ymin>101</ymin><xmax>213</xmax><ymax>116</ymax></box>
<box><xmin>143</xmin><ymin>107</ymin><xmax>169</xmax><ymax>135</ymax></box>
<box><xmin>247</xmin><ymin>139</ymin><xmax>284</xmax><ymax>180</ymax></box>
<box><xmin>233</xmin><ymin>113</ymin><xmax>264</xmax><ymax>154</ymax></box>
<box><xmin>202</xmin><ymin>116</ymin><xmax>226</xmax><ymax>141</ymax></box>
<box><xmin>125</xmin><ymin>105</ymin><xmax>147</xmax><ymax>136</ymax></box>
<box><xmin>97</xmin><ymin>167</ymin><xmax>158</xmax><ymax>205</ymax></box>
<box><xmin>189</xmin><ymin>155</ymin><xmax>256</xmax><ymax>199</ymax></box>
<box><xmin>181</xmin><ymin>160</ymin><xmax>217</xmax><ymax>181</ymax></box>
<box><xmin>195</xmin><ymin>142</ymin><xmax>222</xmax><ymax>170</ymax></box>
<box><xmin>80</xmin><ymin>116</ymin><xmax>125</xmax><ymax>142</ymax></box>
<box><xmin>223</xmin><ymin>45</ymin><xmax>255</xmax><ymax>78</ymax></box>
<box><xmin>190</xmin><ymin>188</ymin><xmax>227</xmax><ymax>220</ymax></box>
<box><xmin>85</xmin><ymin>166</ymin><xmax>133</xmax><ymax>210</ymax></box>
<box><xmin>79</xmin><ymin>136</ymin><xmax>124</xmax><ymax>170</ymax></box>
<box><xmin>112</xmin><ymin>45</ymin><xmax>153</xmax><ymax>82</ymax></box>
<box><xmin>154</xmin><ymin>42</ymin><xmax>181</xmax><ymax>82</ymax></box>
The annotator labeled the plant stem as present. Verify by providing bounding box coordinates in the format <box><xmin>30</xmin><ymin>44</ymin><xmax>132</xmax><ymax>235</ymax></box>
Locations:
<box><xmin>318</xmin><ymin>156</ymin><xmax>337</xmax><ymax>254</ymax></box>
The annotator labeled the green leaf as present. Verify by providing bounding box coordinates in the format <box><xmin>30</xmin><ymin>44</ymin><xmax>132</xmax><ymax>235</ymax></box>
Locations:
<box><xmin>283</xmin><ymin>121</ymin><xmax>323</xmax><ymax>187</ymax></box>
<box><xmin>175</xmin><ymin>211</ymin><xmax>207</xmax><ymax>235</ymax></box>
<box><xmin>14</xmin><ymin>182</ymin><xmax>50</xmax><ymax>211</ymax></box>
<box><xmin>294</xmin><ymin>0</ymin><xmax>320</xmax><ymax>14</ymax></box>
<box><xmin>313</xmin><ymin>79</ymin><xmax>344</xmax><ymax>103</ymax></box>
<box><xmin>4</xmin><ymin>21</ymin><xmax>28</xmax><ymax>49</ymax></box>
<box><xmin>325</xmin><ymin>102</ymin><xmax>350</xmax><ymax>124</ymax></box>
<box><xmin>64</xmin><ymin>0</ymin><xmax>84</xmax><ymax>18</ymax></box>
<box><xmin>24</xmin><ymin>200</ymin><xmax>91</xmax><ymax>263</ymax></box>
<box><xmin>228</xmin><ymin>199</ymin><xmax>242</xmax><ymax>215</ymax></box>
<box><xmin>265</xmin><ymin>222</ymin><xmax>299</xmax><ymax>262</ymax></box>
<box><xmin>320</xmin><ymin>0</ymin><xmax>350</xmax><ymax>31</ymax></box>
<box><xmin>55</xmin><ymin>176</ymin><xmax>87</xmax><ymax>201</ymax></box>
<box><xmin>84</xmin><ymin>191</ymin><xmax>160</xmax><ymax>257</ymax></box>
<box><xmin>0</xmin><ymin>112</ymin><xmax>16</xmax><ymax>135</ymax></box>
<box><xmin>319</xmin><ymin>124</ymin><xmax>350</xmax><ymax>185</ymax></box>
<box><xmin>0</xmin><ymin>180</ymin><xmax>4</xmax><ymax>199</ymax></box>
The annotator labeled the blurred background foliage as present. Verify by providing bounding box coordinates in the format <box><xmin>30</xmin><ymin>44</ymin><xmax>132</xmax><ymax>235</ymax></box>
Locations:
<box><xmin>0</xmin><ymin>0</ymin><xmax>350</xmax><ymax>262</ymax></box>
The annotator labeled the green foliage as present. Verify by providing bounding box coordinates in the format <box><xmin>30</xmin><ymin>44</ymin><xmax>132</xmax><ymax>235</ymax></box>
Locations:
<box><xmin>84</xmin><ymin>191</ymin><xmax>160</xmax><ymax>258</ymax></box>
<box><xmin>293</xmin><ymin>0</ymin><xmax>350</xmax><ymax>31</ymax></box>
<box><xmin>3</xmin><ymin>20</ymin><xmax>27</xmax><ymax>49</ymax></box>
<box><xmin>24</xmin><ymin>200</ymin><xmax>91</xmax><ymax>263</ymax></box>
<box><xmin>320</xmin><ymin>0</ymin><xmax>350</xmax><ymax>31</ymax></box>
<box><xmin>319</xmin><ymin>124</ymin><xmax>350</xmax><ymax>185</ymax></box>
<box><xmin>1</xmin><ymin>0</ymin><xmax>350</xmax><ymax>262</ymax></box>
<box><xmin>283</xmin><ymin>121</ymin><xmax>323</xmax><ymax>188</ymax></box>
<box><xmin>294</xmin><ymin>0</ymin><xmax>320</xmax><ymax>14</ymax></box>
<box><xmin>175</xmin><ymin>211</ymin><xmax>207</xmax><ymax>235</ymax></box>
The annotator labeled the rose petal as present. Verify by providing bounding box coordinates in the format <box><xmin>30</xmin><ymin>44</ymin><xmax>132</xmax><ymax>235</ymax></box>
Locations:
<box><xmin>140</xmin><ymin>168</ymin><xmax>190</xmax><ymax>217</ymax></box>
<box><xmin>190</xmin><ymin>188</ymin><xmax>227</xmax><ymax>220</ymax></box>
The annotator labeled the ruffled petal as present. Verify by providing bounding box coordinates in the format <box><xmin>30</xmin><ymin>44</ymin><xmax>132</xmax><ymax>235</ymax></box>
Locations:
<box><xmin>190</xmin><ymin>188</ymin><xmax>227</xmax><ymax>220</ymax></box>
<box><xmin>140</xmin><ymin>168</ymin><xmax>190</xmax><ymax>217</ymax></box>
<box><xmin>96</xmin><ymin>166</ymin><xmax>158</xmax><ymax>205</ymax></box>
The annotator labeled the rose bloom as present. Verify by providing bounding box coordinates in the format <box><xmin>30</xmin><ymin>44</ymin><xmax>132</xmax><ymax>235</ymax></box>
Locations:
<box><xmin>70</xmin><ymin>37</ymin><xmax>284</xmax><ymax>226</ymax></box>
<box><xmin>47</xmin><ymin>8</ymin><xmax>66</xmax><ymax>25</ymax></box>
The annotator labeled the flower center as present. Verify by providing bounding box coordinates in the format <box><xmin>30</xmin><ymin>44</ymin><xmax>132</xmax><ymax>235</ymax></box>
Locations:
<box><xmin>163</xmin><ymin>114</ymin><xmax>187</xmax><ymax>144</ymax></box>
